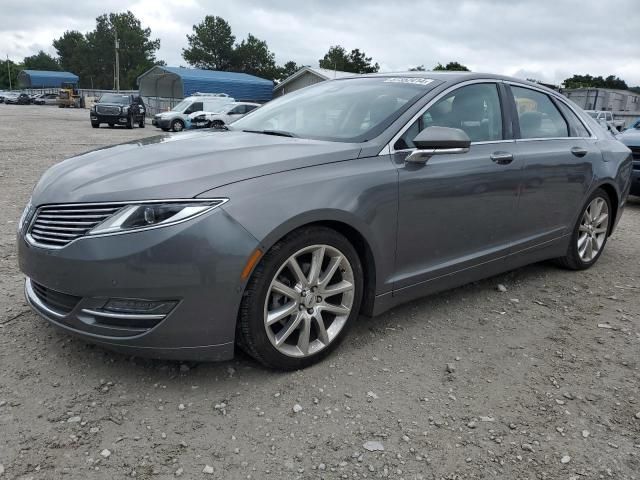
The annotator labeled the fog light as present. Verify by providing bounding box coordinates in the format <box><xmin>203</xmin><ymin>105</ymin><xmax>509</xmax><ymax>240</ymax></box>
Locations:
<box><xmin>103</xmin><ymin>299</ymin><xmax>177</xmax><ymax>315</ymax></box>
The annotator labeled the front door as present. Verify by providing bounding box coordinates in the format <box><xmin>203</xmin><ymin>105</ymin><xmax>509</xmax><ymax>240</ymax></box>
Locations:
<box><xmin>392</xmin><ymin>82</ymin><xmax>521</xmax><ymax>291</ymax></box>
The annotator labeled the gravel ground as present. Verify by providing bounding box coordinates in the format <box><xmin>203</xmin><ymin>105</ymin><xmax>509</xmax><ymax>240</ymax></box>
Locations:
<box><xmin>1</xmin><ymin>105</ymin><xmax>639</xmax><ymax>480</ymax></box>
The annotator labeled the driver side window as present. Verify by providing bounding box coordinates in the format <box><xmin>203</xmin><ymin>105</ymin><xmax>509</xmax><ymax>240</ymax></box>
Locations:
<box><xmin>394</xmin><ymin>83</ymin><xmax>503</xmax><ymax>150</ymax></box>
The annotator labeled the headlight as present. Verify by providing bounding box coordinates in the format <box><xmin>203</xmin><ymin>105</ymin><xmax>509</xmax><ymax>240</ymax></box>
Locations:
<box><xmin>121</xmin><ymin>106</ymin><xmax>129</xmax><ymax>113</ymax></box>
<box><xmin>18</xmin><ymin>198</ymin><xmax>33</xmax><ymax>232</ymax></box>
<box><xmin>89</xmin><ymin>200</ymin><xmax>227</xmax><ymax>235</ymax></box>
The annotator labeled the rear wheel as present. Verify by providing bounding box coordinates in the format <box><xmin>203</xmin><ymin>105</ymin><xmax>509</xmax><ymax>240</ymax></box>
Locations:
<box><xmin>171</xmin><ymin>119</ymin><xmax>185</xmax><ymax>132</ymax></box>
<box><xmin>237</xmin><ymin>227</ymin><xmax>363</xmax><ymax>370</ymax></box>
<box><xmin>556</xmin><ymin>188</ymin><xmax>612</xmax><ymax>270</ymax></box>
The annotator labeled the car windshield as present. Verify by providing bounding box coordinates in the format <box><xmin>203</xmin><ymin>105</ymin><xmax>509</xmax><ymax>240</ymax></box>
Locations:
<box><xmin>231</xmin><ymin>77</ymin><xmax>436</xmax><ymax>142</ymax></box>
<box><xmin>171</xmin><ymin>100</ymin><xmax>192</xmax><ymax>112</ymax></box>
<box><xmin>99</xmin><ymin>94</ymin><xmax>130</xmax><ymax>104</ymax></box>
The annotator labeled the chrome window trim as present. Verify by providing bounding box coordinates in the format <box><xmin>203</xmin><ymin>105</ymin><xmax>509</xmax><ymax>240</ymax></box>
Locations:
<box><xmin>380</xmin><ymin>79</ymin><xmax>509</xmax><ymax>156</ymax></box>
<box><xmin>25</xmin><ymin>198</ymin><xmax>228</xmax><ymax>250</ymax></box>
<box><xmin>380</xmin><ymin>79</ymin><xmax>598</xmax><ymax>157</ymax></box>
<box><xmin>505</xmin><ymin>81</ymin><xmax>597</xmax><ymax>140</ymax></box>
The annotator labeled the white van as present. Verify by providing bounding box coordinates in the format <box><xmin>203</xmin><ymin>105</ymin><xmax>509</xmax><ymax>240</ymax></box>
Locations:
<box><xmin>152</xmin><ymin>93</ymin><xmax>235</xmax><ymax>132</ymax></box>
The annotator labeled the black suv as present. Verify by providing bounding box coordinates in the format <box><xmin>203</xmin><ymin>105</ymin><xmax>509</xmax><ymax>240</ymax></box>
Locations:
<box><xmin>90</xmin><ymin>93</ymin><xmax>146</xmax><ymax>129</ymax></box>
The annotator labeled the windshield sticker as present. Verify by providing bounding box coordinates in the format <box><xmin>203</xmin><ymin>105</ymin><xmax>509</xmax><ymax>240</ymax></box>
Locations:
<box><xmin>384</xmin><ymin>77</ymin><xmax>434</xmax><ymax>86</ymax></box>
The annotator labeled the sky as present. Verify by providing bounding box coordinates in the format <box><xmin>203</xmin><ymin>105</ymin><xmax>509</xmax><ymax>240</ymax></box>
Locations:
<box><xmin>1</xmin><ymin>0</ymin><xmax>638</xmax><ymax>86</ymax></box>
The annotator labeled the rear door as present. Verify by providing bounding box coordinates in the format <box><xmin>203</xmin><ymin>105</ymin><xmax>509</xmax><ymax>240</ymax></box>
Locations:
<box><xmin>507</xmin><ymin>84</ymin><xmax>597</xmax><ymax>250</ymax></box>
<box><xmin>393</xmin><ymin>81</ymin><xmax>521</xmax><ymax>290</ymax></box>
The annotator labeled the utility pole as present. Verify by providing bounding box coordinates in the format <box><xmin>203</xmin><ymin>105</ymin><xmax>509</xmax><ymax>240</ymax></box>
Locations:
<box><xmin>6</xmin><ymin>55</ymin><xmax>11</xmax><ymax>90</ymax></box>
<box><xmin>114</xmin><ymin>30</ymin><xmax>120</xmax><ymax>92</ymax></box>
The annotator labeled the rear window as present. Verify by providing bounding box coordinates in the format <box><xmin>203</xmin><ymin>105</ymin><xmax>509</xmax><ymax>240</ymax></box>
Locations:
<box><xmin>512</xmin><ymin>86</ymin><xmax>569</xmax><ymax>139</ymax></box>
<box><xmin>556</xmin><ymin>102</ymin><xmax>591</xmax><ymax>138</ymax></box>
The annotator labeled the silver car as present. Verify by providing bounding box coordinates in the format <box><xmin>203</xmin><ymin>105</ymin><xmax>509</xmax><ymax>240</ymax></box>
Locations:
<box><xmin>18</xmin><ymin>73</ymin><xmax>632</xmax><ymax>369</ymax></box>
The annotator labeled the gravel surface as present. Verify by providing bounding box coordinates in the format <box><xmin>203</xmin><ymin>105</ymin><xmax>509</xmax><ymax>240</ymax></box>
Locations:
<box><xmin>1</xmin><ymin>105</ymin><xmax>639</xmax><ymax>479</ymax></box>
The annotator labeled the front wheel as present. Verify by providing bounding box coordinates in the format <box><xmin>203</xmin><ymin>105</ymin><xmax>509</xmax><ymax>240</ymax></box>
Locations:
<box><xmin>237</xmin><ymin>227</ymin><xmax>363</xmax><ymax>370</ymax></box>
<box><xmin>212</xmin><ymin>120</ymin><xmax>225</xmax><ymax>129</ymax></box>
<box><xmin>171</xmin><ymin>119</ymin><xmax>185</xmax><ymax>132</ymax></box>
<box><xmin>139</xmin><ymin>118</ymin><xmax>145</xmax><ymax>128</ymax></box>
<box><xmin>126</xmin><ymin>115</ymin><xmax>133</xmax><ymax>129</ymax></box>
<box><xmin>556</xmin><ymin>188</ymin><xmax>612</xmax><ymax>270</ymax></box>
<box><xmin>91</xmin><ymin>122</ymin><xmax>99</xmax><ymax>128</ymax></box>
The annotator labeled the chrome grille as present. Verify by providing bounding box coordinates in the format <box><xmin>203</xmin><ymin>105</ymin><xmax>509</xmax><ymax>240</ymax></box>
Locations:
<box><xmin>28</xmin><ymin>204</ymin><xmax>123</xmax><ymax>248</ymax></box>
<box><xmin>96</xmin><ymin>105</ymin><xmax>121</xmax><ymax>115</ymax></box>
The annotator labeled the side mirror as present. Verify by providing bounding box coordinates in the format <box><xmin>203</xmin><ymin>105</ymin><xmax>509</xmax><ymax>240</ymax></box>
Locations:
<box><xmin>406</xmin><ymin>126</ymin><xmax>471</xmax><ymax>164</ymax></box>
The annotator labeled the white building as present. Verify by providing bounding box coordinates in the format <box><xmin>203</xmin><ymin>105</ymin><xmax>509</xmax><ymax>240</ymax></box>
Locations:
<box><xmin>273</xmin><ymin>67</ymin><xmax>354</xmax><ymax>97</ymax></box>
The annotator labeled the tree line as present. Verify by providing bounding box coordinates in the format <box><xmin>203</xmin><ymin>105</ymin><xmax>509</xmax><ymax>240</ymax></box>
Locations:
<box><xmin>1</xmin><ymin>11</ymin><xmax>638</xmax><ymax>94</ymax></box>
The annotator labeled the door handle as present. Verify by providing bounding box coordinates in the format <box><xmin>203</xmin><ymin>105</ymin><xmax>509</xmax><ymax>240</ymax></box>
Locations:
<box><xmin>490</xmin><ymin>152</ymin><xmax>514</xmax><ymax>165</ymax></box>
<box><xmin>570</xmin><ymin>146</ymin><xmax>588</xmax><ymax>158</ymax></box>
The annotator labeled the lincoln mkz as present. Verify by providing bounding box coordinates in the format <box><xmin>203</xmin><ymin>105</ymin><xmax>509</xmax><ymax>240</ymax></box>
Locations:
<box><xmin>18</xmin><ymin>72</ymin><xmax>632</xmax><ymax>369</ymax></box>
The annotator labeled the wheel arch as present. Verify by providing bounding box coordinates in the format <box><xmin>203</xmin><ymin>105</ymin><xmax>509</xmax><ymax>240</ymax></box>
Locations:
<box><xmin>246</xmin><ymin>212</ymin><xmax>380</xmax><ymax>317</ymax></box>
<box><xmin>590</xmin><ymin>181</ymin><xmax>620</xmax><ymax>236</ymax></box>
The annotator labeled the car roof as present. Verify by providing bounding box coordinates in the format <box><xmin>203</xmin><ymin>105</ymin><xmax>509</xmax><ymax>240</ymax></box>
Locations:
<box><xmin>336</xmin><ymin>71</ymin><xmax>563</xmax><ymax>99</ymax></box>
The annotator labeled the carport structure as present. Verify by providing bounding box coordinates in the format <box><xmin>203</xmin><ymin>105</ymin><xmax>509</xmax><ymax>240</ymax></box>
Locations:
<box><xmin>17</xmin><ymin>70</ymin><xmax>79</xmax><ymax>89</ymax></box>
<box><xmin>137</xmin><ymin>66</ymin><xmax>273</xmax><ymax>102</ymax></box>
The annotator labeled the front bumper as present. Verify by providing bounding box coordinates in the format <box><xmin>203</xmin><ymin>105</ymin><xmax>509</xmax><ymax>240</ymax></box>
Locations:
<box><xmin>631</xmin><ymin>162</ymin><xmax>640</xmax><ymax>196</ymax></box>
<box><xmin>18</xmin><ymin>207</ymin><xmax>259</xmax><ymax>361</ymax></box>
<box><xmin>153</xmin><ymin>118</ymin><xmax>172</xmax><ymax>129</ymax></box>
<box><xmin>90</xmin><ymin>113</ymin><xmax>129</xmax><ymax>124</ymax></box>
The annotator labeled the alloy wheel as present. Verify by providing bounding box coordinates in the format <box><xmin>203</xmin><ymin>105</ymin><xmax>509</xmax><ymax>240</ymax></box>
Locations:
<box><xmin>264</xmin><ymin>245</ymin><xmax>355</xmax><ymax>358</ymax></box>
<box><xmin>577</xmin><ymin>196</ymin><xmax>609</xmax><ymax>262</ymax></box>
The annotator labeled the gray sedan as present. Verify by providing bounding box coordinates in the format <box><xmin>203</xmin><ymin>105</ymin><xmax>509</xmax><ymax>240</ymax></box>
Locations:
<box><xmin>17</xmin><ymin>73</ymin><xmax>632</xmax><ymax>369</ymax></box>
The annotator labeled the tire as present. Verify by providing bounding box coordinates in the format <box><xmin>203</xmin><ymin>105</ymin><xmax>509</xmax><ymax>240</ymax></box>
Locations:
<box><xmin>171</xmin><ymin>119</ymin><xmax>185</xmax><ymax>132</ymax></box>
<box><xmin>212</xmin><ymin>120</ymin><xmax>225</xmax><ymax>129</ymax></box>
<box><xmin>556</xmin><ymin>188</ymin><xmax>612</xmax><ymax>270</ymax></box>
<box><xmin>126</xmin><ymin>115</ymin><xmax>133</xmax><ymax>129</ymax></box>
<box><xmin>91</xmin><ymin>122</ymin><xmax>99</xmax><ymax>128</ymax></box>
<box><xmin>237</xmin><ymin>226</ymin><xmax>363</xmax><ymax>370</ymax></box>
<box><xmin>139</xmin><ymin>118</ymin><xmax>145</xmax><ymax>128</ymax></box>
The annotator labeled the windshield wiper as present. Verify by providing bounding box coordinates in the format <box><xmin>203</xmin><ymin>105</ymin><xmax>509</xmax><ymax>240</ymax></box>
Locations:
<box><xmin>243</xmin><ymin>129</ymin><xmax>297</xmax><ymax>138</ymax></box>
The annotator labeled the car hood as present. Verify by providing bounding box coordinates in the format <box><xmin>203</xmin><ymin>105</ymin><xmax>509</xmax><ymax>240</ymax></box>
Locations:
<box><xmin>618</xmin><ymin>129</ymin><xmax>640</xmax><ymax>146</ymax></box>
<box><xmin>31</xmin><ymin>130</ymin><xmax>362</xmax><ymax>205</ymax></box>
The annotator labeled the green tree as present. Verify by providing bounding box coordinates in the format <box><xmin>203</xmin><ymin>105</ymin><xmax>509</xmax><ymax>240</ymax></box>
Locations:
<box><xmin>183</xmin><ymin>16</ymin><xmax>235</xmax><ymax>70</ymax></box>
<box><xmin>562</xmin><ymin>74</ymin><xmax>628</xmax><ymax>90</ymax></box>
<box><xmin>319</xmin><ymin>45</ymin><xmax>379</xmax><ymax>74</ymax></box>
<box><xmin>409</xmin><ymin>65</ymin><xmax>426</xmax><ymax>71</ymax></box>
<box><xmin>53</xmin><ymin>12</ymin><xmax>160</xmax><ymax>89</ymax></box>
<box><xmin>86</xmin><ymin>12</ymin><xmax>160</xmax><ymax>89</ymax></box>
<box><xmin>53</xmin><ymin>31</ymin><xmax>90</xmax><ymax>81</ymax></box>
<box><xmin>278</xmin><ymin>60</ymin><xmax>300</xmax><ymax>80</ymax></box>
<box><xmin>432</xmin><ymin>61</ymin><xmax>469</xmax><ymax>71</ymax></box>
<box><xmin>0</xmin><ymin>58</ymin><xmax>21</xmax><ymax>89</ymax></box>
<box><xmin>233</xmin><ymin>33</ymin><xmax>278</xmax><ymax>80</ymax></box>
<box><xmin>22</xmin><ymin>50</ymin><xmax>61</xmax><ymax>71</ymax></box>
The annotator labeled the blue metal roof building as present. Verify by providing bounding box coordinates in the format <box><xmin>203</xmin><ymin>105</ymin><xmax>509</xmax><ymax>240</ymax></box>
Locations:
<box><xmin>18</xmin><ymin>70</ymin><xmax>79</xmax><ymax>88</ymax></box>
<box><xmin>138</xmin><ymin>66</ymin><xmax>273</xmax><ymax>102</ymax></box>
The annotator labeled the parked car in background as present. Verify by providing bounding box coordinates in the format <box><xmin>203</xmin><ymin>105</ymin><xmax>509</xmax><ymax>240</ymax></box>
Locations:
<box><xmin>17</xmin><ymin>73</ymin><xmax>632</xmax><ymax>370</ymax></box>
<box><xmin>616</xmin><ymin>124</ymin><xmax>640</xmax><ymax>195</ymax></box>
<box><xmin>90</xmin><ymin>93</ymin><xmax>146</xmax><ymax>129</ymax></box>
<box><xmin>585</xmin><ymin>110</ymin><xmax>625</xmax><ymax>131</ymax></box>
<box><xmin>624</xmin><ymin>117</ymin><xmax>640</xmax><ymax>130</ymax></box>
<box><xmin>0</xmin><ymin>91</ymin><xmax>9</xmax><ymax>103</ymax></box>
<box><xmin>34</xmin><ymin>93</ymin><xmax>59</xmax><ymax>106</ymax></box>
<box><xmin>5</xmin><ymin>93</ymin><xmax>31</xmax><ymax>105</ymax></box>
<box><xmin>153</xmin><ymin>93</ymin><xmax>235</xmax><ymax>132</ymax></box>
<box><xmin>186</xmin><ymin>102</ymin><xmax>260</xmax><ymax>129</ymax></box>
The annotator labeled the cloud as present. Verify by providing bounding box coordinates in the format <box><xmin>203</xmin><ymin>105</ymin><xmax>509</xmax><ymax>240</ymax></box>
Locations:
<box><xmin>1</xmin><ymin>0</ymin><xmax>638</xmax><ymax>85</ymax></box>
